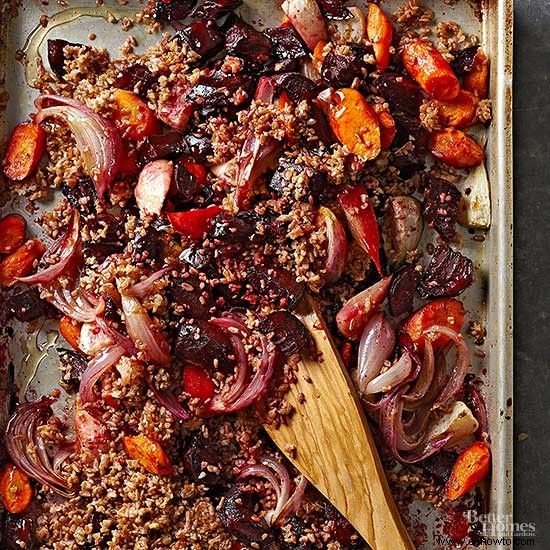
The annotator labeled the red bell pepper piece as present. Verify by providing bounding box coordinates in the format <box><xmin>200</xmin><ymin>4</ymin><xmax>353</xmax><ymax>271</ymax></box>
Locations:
<box><xmin>338</xmin><ymin>186</ymin><xmax>383</xmax><ymax>276</ymax></box>
<box><xmin>446</xmin><ymin>441</ymin><xmax>491</xmax><ymax>500</ymax></box>
<box><xmin>183</xmin><ymin>364</ymin><xmax>215</xmax><ymax>401</ymax></box>
<box><xmin>168</xmin><ymin>205</ymin><xmax>222</xmax><ymax>240</ymax></box>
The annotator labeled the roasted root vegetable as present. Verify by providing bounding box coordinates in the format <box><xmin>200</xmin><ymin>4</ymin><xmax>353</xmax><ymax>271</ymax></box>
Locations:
<box><xmin>168</xmin><ymin>205</ymin><xmax>222</xmax><ymax>240</ymax></box>
<box><xmin>183</xmin><ymin>364</ymin><xmax>216</xmax><ymax>401</ymax></box>
<box><xmin>463</xmin><ymin>49</ymin><xmax>489</xmax><ymax>99</ymax></box>
<box><xmin>0</xmin><ymin>463</ymin><xmax>33</xmax><ymax>514</ymax></box>
<box><xmin>445</xmin><ymin>441</ymin><xmax>490</xmax><ymax>500</ymax></box>
<box><xmin>123</xmin><ymin>435</ymin><xmax>173</xmax><ymax>475</ymax></box>
<box><xmin>338</xmin><ymin>185</ymin><xmax>383</xmax><ymax>276</ymax></box>
<box><xmin>435</xmin><ymin>89</ymin><xmax>479</xmax><ymax>128</ymax></box>
<box><xmin>367</xmin><ymin>3</ymin><xmax>393</xmax><ymax>71</ymax></box>
<box><xmin>312</xmin><ymin>40</ymin><xmax>328</xmax><ymax>74</ymax></box>
<box><xmin>328</xmin><ymin>6</ymin><xmax>365</xmax><ymax>44</ymax></box>
<box><xmin>401</xmin><ymin>298</ymin><xmax>466</xmax><ymax>349</ymax></box>
<box><xmin>281</xmin><ymin>0</ymin><xmax>328</xmax><ymax>50</ymax></box>
<box><xmin>457</xmin><ymin>161</ymin><xmax>491</xmax><ymax>229</ymax></box>
<box><xmin>375</xmin><ymin>105</ymin><xmax>396</xmax><ymax>149</ymax></box>
<box><xmin>112</xmin><ymin>89</ymin><xmax>161</xmax><ymax>141</ymax></box>
<box><xmin>0</xmin><ymin>239</ymin><xmax>46</xmax><ymax>288</ymax></box>
<box><xmin>0</xmin><ymin>213</ymin><xmax>27</xmax><ymax>254</ymax></box>
<box><xmin>428</xmin><ymin>128</ymin><xmax>484</xmax><ymax>168</ymax></box>
<box><xmin>59</xmin><ymin>315</ymin><xmax>83</xmax><ymax>352</ymax></box>
<box><xmin>401</xmin><ymin>40</ymin><xmax>460</xmax><ymax>101</ymax></box>
<box><xmin>2</xmin><ymin>122</ymin><xmax>46</xmax><ymax>181</ymax></box>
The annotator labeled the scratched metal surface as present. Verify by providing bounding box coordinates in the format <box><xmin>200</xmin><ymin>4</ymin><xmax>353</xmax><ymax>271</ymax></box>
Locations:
<box><xmin>0</xmin><ymin>1</ymin><xmax>513</xmax><ymax>548</ymax></box>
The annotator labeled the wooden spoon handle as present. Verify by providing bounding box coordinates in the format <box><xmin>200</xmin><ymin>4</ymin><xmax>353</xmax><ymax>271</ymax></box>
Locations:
<box><xmin>264</xmin><ymin>296</ymin><xmax>414</xmax><ymax>550</ymax></box>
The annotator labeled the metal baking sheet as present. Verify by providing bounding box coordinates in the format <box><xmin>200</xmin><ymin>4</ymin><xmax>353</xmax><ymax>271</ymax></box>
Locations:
<box><xmin>0</xmin><ymin>0</ymin><xmax>514</xmax><ymax>548</ymax></box>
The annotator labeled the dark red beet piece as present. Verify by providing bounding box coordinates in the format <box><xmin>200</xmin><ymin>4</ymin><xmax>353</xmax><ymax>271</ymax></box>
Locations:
<box><xmin>264</xmin><ymin>25</ymin><xmax>308</xmax><ymax>60</ymax></box>
<box><xmin>464</xmin><ymin>374</ymin><xmax>489</xmax><ymax>441</ymax></box>
<box><xmin>185</xmin><ymin>133</ymin><xmax>213</xmax><ymax>162</ymax></box>
<box><xmin>1</xmin><ymin>514</ymin><xmax>34</xmax><ymax>550</ymax></box>
<box><xmin>185</xmin><ymin>84</ymin><xmax>230</xmax><ymax>115</ymax></box>
<box><xmin>418</xmin><ymin>450</ymin><xmax>457</xmax><ymax>483</ymax></box>
<box><xmin>47</xmin><ymin>39</ymin><xmax>85</xmax><ymax>78</ymax></box>
<box><xmin>176</xmin><ymin>19</ymin><xmax>224</xmax><ymax>59</ymax></box>
<box><xmin>182</xmin><ymin>432</ymin><xmax>223</xmax><ymax>487</ymax></box>
<box><xmin>260</xmin><ymin>310</ymin><xmax>312</xmax><ymax>357</ymax></box>
<box><xmin>392</xmin><ymin>114</ymin><xmax>429</xmax><ymax>154</ymax></box>
<box><xmin>190</xmin><ymin>0</ymin><xmax>242</xmax><ymax>19</ymax></box>
<box><xmin>82</xmin><ymin>242</ymin><xmax>124</xmax><ymax>264</ymax></box>
<box><xmin>152</xmin><ymin>0</ymin><xmax>197</xmax><ymax>21</ymax></box>
<box><xmin>278</xmin><ymin>516</ymin><xmax>314</xmax><ymax>550</ymax></box>
<box><xmin>198</xmin><ymin>68</ymin><xmax>256</xmax><ymax>98</ymax></box>
<box><xmin>179</xmin><ymin>244</ymin><xmax>215</xmax><ymax>273</ymax></box>
<box><xmin>224</xmin><ymin>15</ymin><xmax>273</xmax><ymax>66</ymax></box>
<box><xmin>317</xmin><ymin>0</ymin><xmax>352</xmax><ymax>20</ymax></box>
<box><xmin>169</xmin><ymin>274</ymin><xmax>214</xmax><ymax>319</ymax></box>
<box><xmin>132</xmin><ymin>223</ymin><xmax>164</xmax><ymax>266</ymax></box>
<box><xmin>391</xmin><ymin>151</ymin><xmax>426</xmax><ymax>180</ymax></box>
<box><xmin>114</xmin><ymin>64</ymin><xmax>156</xmax><ymax>98</ymax></box>
<box><xmin>450</xmin><ymin>45</ymin><xmax>480</xmax><ymax>76</ymax></box>
<box><xmin>323</xmin><ymin>501</ymin><xmax>363</xmax><ymax>548</ymax></box>
<box><xmin>58</xmin><ymin>348</ymin><xmax>88</xmax><ymax>393</ymax></box>
<box><xmin>422</xmin><ymin>179</ymin><xmax>462</xmax><ymax>242</ymax></box>
<box><xmin>7</xmin><ymin>289</ymin><xmax>48</xmax><ymax>322</ymax></box>
<box><xmin>175</xmin><ymin>320</ymin><xmax>235</xmax><ymax>373</ymax></box>
<box><xmin>309</xmin><ymin>104</ymin><xmax>337</xmax><ymax>146</ymax></box>
<box><xmin>389</xmin><ymin>265</ymin><xmax>420</xmax><ymax>317</ymax></box>
<box><xmin>85</xmin><ymin>213</ymin><xmax>125</xmax><ymax>245</ymax></box>
<box><xmin>246</xmin><ymin>265</ymin><xmax>305</xmax><ymax>311</ymax></box>
<box><xmin>272</xmin><ymin>72</ymin><xmax>318</xmax><ymax>103</ymax></box>
<box><xmin>210</xmin><ymin>211</ymin><xmax>280</xmax><ymax>245</ymax></box>
<box><xmin>372</xmin><ymin>73</ymin><xmax>423</xmax><ymax>117</ymax></box>
<box><xmin>268</xmin><ymin>158</ymin><xmax>327</xmax><ymax>201</ymax></box>
<box><xmin>419</xmin><ymin>245</ymin><xmax>474</xmax><ymax>298</ymax></box>
<box><xmin>321</xmin><ymin>51</ymin><xmax>365</xmax><ymax>87</ymax></box>
<box><xmin>138</xmin><ymin>132</ymin><xmax>187</xmax><ymax>166</ymax></box>
<box><xmin>61</xmin><ymin>177</ymin><xmax>97</xmax><ymax>215</ymax></box>
<box><xmin>170</xmin><ymin>157</ymin><xmax>204</xmax><ymax>205</ymax></box>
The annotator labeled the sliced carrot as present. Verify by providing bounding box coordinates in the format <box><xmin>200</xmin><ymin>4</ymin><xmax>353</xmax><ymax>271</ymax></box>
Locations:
<box><xmin>428</xmin><ymin>128</ymin><xmax>484</xmax><ymax>168</ymax></box>
<box><xmin>0</xmin><ymin>213</ymin><xmax>27</xmax><ymax>255</ymax></box>
<box><xmin>112</xmin><ymin>89</ymin><xmax>161</xmax><ymax>141</ymax></box>
<box><xmin>0</xmin><ymin>464</ymin><xmax>33</xmax><ymax>514</ymax></box>
<box><xmin>435</xmin><ymin>89</ymin><xmax>479</xmax><ymax>128</ymax></box>
<box><xmin>123</xmin><ymin>434</ymin><xmax>173</xmax><ymax>475</ymax></box>
<box><xmin>312</xmin><ymin>40</ymin><xmax>328</xmax><ymax>74</ymax></box>
<box><xmin>367</xmin><ymin>3</ymin><xmax>393</xmax><ymax>71</ymax></box>
<box><xmin>0</xmin><ymin>239</ymin><xmax>46</xmax><ymax>288</ymax></box>
<box><xmin>59</xmin><ymin>315</ymin><xmax>83</xmax><ymax>352</ymax></box>
<box><xmin>375</xmin><ymin>105</ymin><xmax>396</xmax><ymax>149</ymax></box>
<box><xmin>463</xmin><ymin>49</ymin><xmax>489</xmax><ymax>99</ymax></box>
<box><xmin>3</xmin><ymin>122</ymin><xmax>46</xmax><ymax>181</ymax></box>
<box><xmin>446</xmin><ymin>441</ymin><xmax>491</xmax><ymax>500</ymax></box>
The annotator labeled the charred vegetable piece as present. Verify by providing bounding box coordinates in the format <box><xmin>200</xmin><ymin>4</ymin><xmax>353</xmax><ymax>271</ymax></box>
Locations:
<box><xmin>170</xmin><ymin>157</ymin><xmax>207</xmax><ymax>206</ymax></box>
<box><xmin>138</xmin><ymin>132</ymin><xmax>187</xmax><ymax>166</ymax></box>
<box><xmin>0</xmin><ymin>214</ymin><xmax>27</xmax><ymax>255</ymax></box>
<box><xmin>186</xmin><ymin>133</ymin><xmax>213</xmax><ymax>162</ymax></box>
<box><xmin>321</xmin><ymin>52</ymin><xmax>365</xmax><ymax>87</ymax></box>
<box><xmin>0</xmin><ymin>239</ymin><xmax>46</xmax><ymax>288</ymax></box>
<box><xmin>176</xmin><ymin>19</ymin><xmax>224</xmax><ymax>59</ymax></box>
<box><xmin>260</xmin><ymin>310</ymin><xmax>312</xmax><ymax>357</ymax></box>
<box><xmin>182</xmin><ymin>432</ymin><xmax>222</xmax><ymax>486</ymax></box>
<box><xmin>114</xmin><ymin>64</ymin><xmax>156</xmax><ymax>98</ymax></box>
<box><xmin>419</xmin><ymin>450</ymin><xmax>457</xmax><ymax>483</ymax></box>
<box><xmin>170</xmin><ymin>274</ymin><xmax>213</xmax><ymax>319</ymax></box>
<box><xmin>401</xmin><ymin>298</ymin><xmax>465</xmax><ymax>350</ymax></box>
<box><xmin>246</xmin><ymin>264</ymin><xmax>305</xmax><ymax>310</ymax></box>
<box><xmin>392</xmin><ymin>113</ymin><xmax>429</xmax><ymax>154</ymax></box>
<box><xmin>224</xmin><ymin>15</ymin><xmax>273</xmax><ymax>65</ymax></box>
<box><xmin>389</xmin><ymin>265</ymin><xmax>420</xmax><ymax>317</ymax></box>
<box><xmin>372</xmin><ymin>73</ymin><xmax>423</xmax><ymax>117</ymax></box>
<box><xmin>190</xmin><ymin>0</ymin><xmax>242</xmax><ymax>19</ymax></box>
<box><xmin>281</xmin><ymin>0</ymin><xmax>328</xmax><ymax>51</ymax></box>
<box><xmin>264</xmin><ymin>25</ymin><xmax>309</xmax><ymax>60</ymax></box>
<box><xmin>168</xmin><ymin>205</ymin><xmax>222</xmax><ymax>240</ymax></box>
<box><xmin>152</xmin><ymin>0</ymin><xmax>197</xmax><ymax>21</ymax></box>
<box><xmin>366</xmin><ymin>3</ymin><xmax>393</xmax><ymax>71</ymax></box>
<box><xmin>269</xmin><ymin>157</ymin><xmax>327</xmax><ymax>200</ymax></box>
<box><xmin>419</xmin><ymin>245</ymin><xmax>474</xmax><ymax>299</ymax></box>
<box><xmin>123</xmin><ymin>435</ymin><xmax>173</xmax><ymax>475</ymax></box>
<box><xmin>132</xmin><ymin>223</ymin><xmax>164</xmax><ymax>266</ymax></box>
<box><xmin>423</xmin><ymin>177</ymin><xmax>461</xmax><ymax>242</ymax></box>
<box><xmin>317</xmin><ymin>0</ymin><xmax>351</xmax><ymax>20</ymax></box>
<box><xmin>47</xmin><ymin>38</ymin><xmax>85</xmax><ymax>77</ymax></box>
<box><xmin>401</xmin><ymin>39</ymin><xmax>460</xmax><ymax>101</ymax></box>
<box><xmin>183</xmin><ymin>364</ymin><xmax>216</xmax><ymax>401</ymax></box>
<box><xmin>449</xmin><ymin>45</ymin><xmax>480</xmax><ymax>76</ymax></box>
<box><xmin>428</xmin><ymin>128</ymin><xmax>484</xmax><ymax>168</ymax></box>
<box><xmin>463</xmin><ymin>49</ymin><xmax>489</xmax><ymax>99</ymax></box>
<box><xmin>1</xmin><ymin>513</ymin><xmax>34</xmax><ymax>550</ymax></box>
<box><xmin>0</xmin><ymin>464</ymin><xmax>32</xmax><ymax>514</ymax></box>
<box><xmin>59</xmin><ymin>315</ymin><xmax>83</xmax><ymax>352</ymax></box>
<box><xmin>112</xmin><ymin>89</ymin><xmax>161</xmax><ymax>141</ymax></box>
<box><xmin>7</xmin><ymin>288</ymin><xmax>47</xmax><ymax>322</ymax></box>
<box><xmin>61</xmin><ymin>177</ymin><xmax>98</xmax><ymax>216</ymax></box>
<box><xmin>272</xmin><ymin>72</ymin><xmax>319</xmax><ymax>103</ymax></box>
<box><xmin>446</xmin><ymin>441</ymin><xmax>490</xmax><ymax>500</ymax></box>
<box><xmin>3</xmin><ymin>122</ymin><xmax>46</xmax><ymax>181</ymax></box>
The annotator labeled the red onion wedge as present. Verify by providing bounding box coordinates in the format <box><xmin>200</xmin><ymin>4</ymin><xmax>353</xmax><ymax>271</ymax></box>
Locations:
<box><xmin>146</xmin><ymin>377</ymin><xmax>190</xmax><ymax>421</ymax></box>
<box><xmin>464</xmin><ymin>374</ymin><xmax>490</xmax><ymax>443</ymax></box>
<box><xmin>336</xmin><ymin>275</ymin><xmax>392</xmax><ymax>340</ymax></box>
<box><xmin>281</xmin><ymin>0</ymin><xmax>328</xmax><ymax>50</ymax></box>
<box><xmin>5</xmin><ymin>397</ymin><xmax>73</xmax><ymax>497</ymax></box>
<box><xmin>18</xmin><ymin>210</ymin><xmax>81</xmax><ymax>284</ymax></box>
<box><xmin>78</xmin><ymin>321</ymin><xmax>115</xmax><ymax>356</ymax></box>
<box><xmin>120</xmin><ymin>291</ymin><xmax>171</xmax><ymax>364</ymax></box>
<box><xmin>135</xmin><ymin>160</ymin><xmax>173</xmax><ymax>216</ymax></box>
<box><xmin>95</xmin><ymin>317</ymin><xmax>137</xmax><ymax>356</ymax></box>
<box><xmin>52</xmin><ymin>442</ymin><xmax>76</xmax><ymax>474</ymax></box>
<box><xmin>74</xmin><ymin>406</ymin><xmax>111</xmax><ymax>456</ymax></box>
<box><xmin>34</xmin><ymin>95</ymin><xmax>122</xmax><ymax>203</ymax></box>
<box><xmin>319</xmin><ymin>206</ymin><xmax>348</xmax><ymax>284</ymax></box>
<box><xmin>126</xmin><ymin>267</ymin><xmax>172</xmax><ymax>299</ymax></box>
<box><xmin>365</xmin><ymin>352</ymin><xmax>413</xmax><ymax>395</ymax></box>
<box><xmin>79</xmin><ymin>344</ymin><xmax>125</xmax><ymax>404</ymax></box>
<box><xmin>46</xmin><ymin>284</ymin><xmax>103</xmax><ymax>323</ymax></box>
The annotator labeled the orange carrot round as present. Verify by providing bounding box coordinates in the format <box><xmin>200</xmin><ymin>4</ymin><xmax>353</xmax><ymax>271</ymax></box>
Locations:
<box><xmin>0</xmin><ymin>464</ymin><xmax>33</xmax><ymax>514</ymax></box>
<box><xmin>123</xmin><ymin>435</ymin><xmax>173</xmax><ymax>475</ymax></box>
<box><xmin>3</xmin><ymin>122</ymin><xmax>46</xmax><ymax>181</ymax></box>
<box><xmin>0</xmin><ymin>239</ymin><xmax>46</xmax><ymax>288</ymax></box>
<box><xmin>446</xmin><ymin>441</ymin><xmax>491</xmax><ymax>500</ymax></box>
<box><xmin>428</xmin><ymin>128</ymin><xmax>484</xmax><ymax>168</ymax></box>
<box><xmin>0</xmin><ymin>214</ymin><xmax>27</xmax><ymax>255</ymax></box>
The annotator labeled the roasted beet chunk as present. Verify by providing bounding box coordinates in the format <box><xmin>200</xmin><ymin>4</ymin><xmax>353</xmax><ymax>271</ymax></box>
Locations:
<box><xmin>179</xmin><ymin>244</ymin><xmax>214</xmax><ymax>272</ymax></box>
<box><xmin>7</xmin><ymin>288</ymin><xmax>47</xmax><ymax>322</ymax></box>
<box><xmin>170</xmin><ymin>156</ymin><xmax>206</xmax><ymax>206</ymax></box>
<box><xmin>309</xmin><ymin>104</ymin><xmax>336</xmax><ymax>147</ymax></box>
<box><xmin>323</xmin><ymin>501</ymin><xmax>362</xmax><ymax>548</ymax></box>
<box><xmin>269</xmin><ymin>158</ymin><xmax>327</xmax><ymax>201</ymax></box>
<box><xmin>185</xmin><ymin>84</ymin><xmax>230</xmax><ymax>115</ymax></box>
<box><xmin>260</xmin><ymin>310</ymin><xmax>312</xmax><ymax>357</ymax></box>
<box><xmin>422</xmin><ymin>178</ymin><xmax>461</xmax><ymax>242</ymax></box>
<box><xmin>58</xmin><ymin>348</ymin><xmax>88</xmax><ymax>393</ymax></box>
<box><xmin>418</xmin><ymin>245</ymin><xmax>474</xmax><ymax>298</ymax></box>
<box><xmin>392</xmin><ymin>114</ymin><xmax>429</xmax><ymax>154</ymax></box>
<box><xmin>61</xmin><ymin>177</ymin><xmax>97</xmax><ymax>215</ymax></box>
<box><xmin>169</xmin><ymin>274</ymin><xmax>214</xmax><ymax>319</ymax></box>
<box><xmin>218</xmin><ymin>484</ymin><xmax>277</xmax><ymax>548</ymax></box>
<box><xmin>391</xmin><ymin>151</ymin><xmax>426</xmax><ymax>180</ymax></box>
<box><xmin>317</xmin><ymin>0</ymin><xmax>352</xmax><ymax>20</ymax></box>
<box><xmin>47</xmin><ymin>39</ymin><xmax>85</xmax><ymax>78</ymax></box>
<box><xmin>176</xmin><ymin>20</ymin><xmax>224</xmax><ymax>59</ymax></box>
<box><xmin>418</xmin><ymin>450</ymin><xmax>457</xmax><ymax>483</ymax></box>
<box><xmin>278</xmin><ymin>516</ymin><xmax>314</xmax><ymax>549</ymax></box>
<box><xmin>85</xmin><ymin>213</ymin><xmax>125</xmax><ymax>244</ymax></box>
<box><xmin>185</xmin><ymin>133</ymin><xmax>213</xmax><ymax>163</ymax></box>
<box><xmin>1</xmin><ymin>513</ymin><xmax>34</xmax><ymax>550</ymax></box>
<box><xmin>321</xmin><ymin>52</ymin><xmax>365</xmax><ymax>87</ymax></box>
<box><xmin>264</xmin><ymin>26</ymin><xmax>308</xmax><ymax>60</ymax></box>
<box><xmin>175</xmin><ymin>320</ymin><xmax>235</xmax><ymax>373</ymax></box>
<box><xmin>190</xmin><ymin>0</ymin><xmax>242</xmax><ymax>19</ymax></box>
<box><xmin>132</xmin><ymin>224</ymin><xmax>164</xmax><ymax>266</ymax></box>
<box><xmin>246</xmin><ymin>264</ymin><xmax>305</xmax><ymax>310</ymax></box>
<box><xmin>211</xmin><ymin>211</ymin><xmax>280</xmax><ymax>245</ymax></box>
<box><xmin>182</xmin><ymin>432</ymin><xmax>223</xmax><ymax>487</ymax></box>
<box><xmin>272</xmin><ymin>72</ymin><xmax>318</xmax><ymax>103</ymax></box>
<box><xmin>450</xmin><ymin>45</ymin><xmax>480</xmax><ymax>76</ymax></box>
<box><xmin>224</xmin><ymin>15</ymin><xmax>272</xmax><ymax>65</ymax></box>
<box><xmin>198</xmin><ymin>67</ymin><xmax>256</xmax><ymax>97</ymax></box>
<box><xmin>138</xmin><ymin>131</ymin><xmax>187</xmax><ymax>166</ymax></box>
<box><xmin>152</xmin><ymin>0</ymin><xmax>197</xmax><ymax>21</ymax></box>
<box><xmin>373</xmin><ymin>73</ymin><xmax>423</xmax><ymax>117</ymax></box>
<box><xmin>114</xmin><ymin>64</ymin><xmax>156</xmax><ymax>97</ymax></box>
<box><xmin>389</xmin><ymin>265</ymin><xmax>420</xmax><ymax>317</ymax></box>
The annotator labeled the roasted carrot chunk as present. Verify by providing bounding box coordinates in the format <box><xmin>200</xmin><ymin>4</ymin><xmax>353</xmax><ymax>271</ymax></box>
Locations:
<box><xmin>401</xmin><ymin>298</ymin><xmax>466</xmax><ymax>349</ymax></box>
<box><xmin>312</xmin><ymin>40</ymin><xmax>328</xmax><ymax>74</ymax></box>
<box><xmin>435</xmin><ymin>89</ymin><xmax>479</xmax><ymax>128</ymax></box>
<box><xmin>401</xmin><ymin>40</ymin><xmax>460</xmax><ymax>101</ymax></box>
<box><xmin>3</xmin><ymin>122</ymin><xmax>46</xmax><ymax>181</ymax></box>
<box><xmin>123</xmin><ymin>435</ymin><xmax>173</xmax><ymax>475</ymax></box>
<box><xmin>326</xmin><ymin>88</ymin><xmax>381</xmax><ymax>161</ymax></box>
<box><xmin>463</xmin><ymin>49</ymin><xmax>489</xmax><ymax>99</ymax></box>
<box><xmin>446</xmin><ymin>441</ymin><xmax>491</xmax><ymax>500</ymax></box>
<box><xmin>112</xmin><ymin>89</ymin><xmax>161</xmax><ymax>141</ymax></box>
<box><xmin>0</xmin><ymin>239</ymin><xmax>46</xmax><ymax>288</ymax></box>
<box><xmin>367</xmin><ymin>3</ymin><xmax>393</xmax><ymax>71</ymax></box>
<box><xmin>375</xmin><ymin>105</ymin><xmax>396</xmax><ymax>149</ymax></box>
<box><xmin>0</xmin><ymin>464</ymin><xmax>33</xmax><ymax>514</ymax></box>
<box><xmin>59</xmin><ymin>315</ymin><xmax>83</xmax><ymax>352</ymax></box>
<box><xmin>428</xmin><ymin>128</ymin><xmax>484</xmax><ymax>168</ymax></box>
<box><xmin>0</xmin><ymin>213</ymin><xmax>27</xmax><ymax>254</ymax></box>
<box><xmin>183</xmin><ymin>364</ymin><xmax>215</xmax><ymax>401</ymax></box>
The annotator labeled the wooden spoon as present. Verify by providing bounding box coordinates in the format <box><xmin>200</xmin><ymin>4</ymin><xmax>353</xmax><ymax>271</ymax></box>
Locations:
<box><xmin>264</xmin><ymin>295</ymin><xmax>414</xmax><ymax>550</ymax></box>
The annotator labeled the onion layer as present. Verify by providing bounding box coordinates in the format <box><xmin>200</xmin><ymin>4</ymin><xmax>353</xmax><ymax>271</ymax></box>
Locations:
<box><xmin>146</xmin><ymin>377</ymin><xmax>190</xmax><ymax>421</ymax></box>
<box><xmin>319</xmin><ymin>206</ymin><xmax>348</xmax><ymax>284</ymax></box>
<box><xmin>365</xmin><ymin>352</ymin><xmax>413</xmax><ymax>395</ymax></box>
<box><xmin>79</xmin><ymin>344</ymin><xmax>125</xmax><ymax>404</ymax></box>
